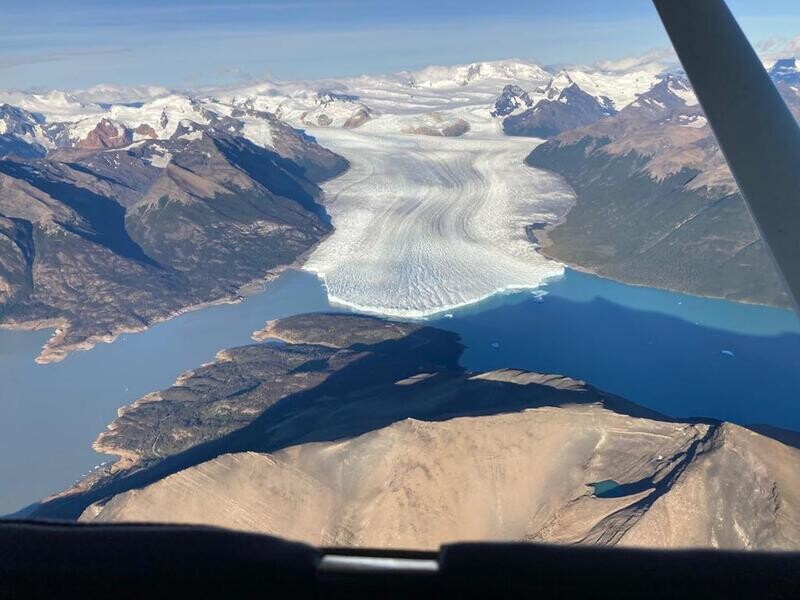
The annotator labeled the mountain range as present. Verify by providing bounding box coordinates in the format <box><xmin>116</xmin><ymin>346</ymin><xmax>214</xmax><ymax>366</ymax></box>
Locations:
<box><xmin>1</xmin><ymin>54</ymin><xmax>798</xmax><ymax>359</ymax></box>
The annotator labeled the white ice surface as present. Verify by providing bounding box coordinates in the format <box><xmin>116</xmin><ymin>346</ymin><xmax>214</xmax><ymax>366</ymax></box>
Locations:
<box><xmin>303</xmin><ymin>128</ymin><xmax>575</xmax><ymax>318</ymax></box>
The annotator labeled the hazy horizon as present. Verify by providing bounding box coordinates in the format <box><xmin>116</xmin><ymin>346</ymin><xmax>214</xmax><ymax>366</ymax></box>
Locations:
<box><xmin>2</xmin><ymin>0</ymin><xmax>800</xmax><ymax>91</ymax></box>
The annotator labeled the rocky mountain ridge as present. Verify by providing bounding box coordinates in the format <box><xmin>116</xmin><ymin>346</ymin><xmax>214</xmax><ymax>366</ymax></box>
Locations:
<box><xmin>0</xmin><ymin>108</ymin><xmax>347</xmax><ymax>362</ymax></box>
<box><xmin>29</xmin><ymin>312</ymin><xmax>799</xmax><ymax>551</ymax></box>
<box><xmin>525</xmin><ymin>69</ymin><xmax>800</xmax><ymax>307</ymax></box>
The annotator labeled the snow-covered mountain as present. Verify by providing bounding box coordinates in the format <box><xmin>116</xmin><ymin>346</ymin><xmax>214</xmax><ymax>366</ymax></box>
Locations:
<box><xmin>768</xmin><ymin>58</ymin><xmax>800</xmax><ymax>86</ymax></box>
<box><xmin>491</xmin><ymin>85</ymin><xmax>534</xmax><ymax>117</ymax></box>
<box><xmin>503</xmin><ymin>80</ymin><xmax>616</xmax><ymax>138</ymax></box>
<box><xmin>548</xmin><ymin>64</ymin><xmax>665</xmax><ymax>111</ymax></box>
<box><xmin>622</xmin><ymin>74</ymin><xmax>700</xmax><ymax>122</ymax></box>
<box><xmin>541</xmin><ymin>71</ymin><xmax>615</xmax><ymax>111</ymax></box>
<box><xmin>0</xmin><ymin>104</ymin><xmax>52</xmax><ymax>157</ymax></box>
<box><xmin>0</xmin><ymin>54</ymin><xmax>796</xmax><ymax>159</ymax></box>
<box><xmin>0</xmin><ymin>57</ymin><xmax>668</xmax><ymax>159</ymax></box>
<box><xmin>404</xmin><ymin>59</ymin><xmax>551</xmax><ymax>89</ymax></box>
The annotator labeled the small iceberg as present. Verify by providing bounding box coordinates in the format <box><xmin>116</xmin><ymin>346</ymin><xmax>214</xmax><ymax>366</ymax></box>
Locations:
<box><xmin>443</xmin><ymin>313</ymin><xmax>454</xmax><ymax>319</ymax></box>
<box><xmin>721</xmin><ymin>349</ymin><xmax>735</xmax><ymax>357</ymax></box>
<box><xmin>530</xmin><ymin>290</ymin><xmax>547</xmax><ymax>303</ymax></box>
<box><xmin>491</xmin><ymin>342</ymin><xmax>501</xmax><ymax>349</ymax></box>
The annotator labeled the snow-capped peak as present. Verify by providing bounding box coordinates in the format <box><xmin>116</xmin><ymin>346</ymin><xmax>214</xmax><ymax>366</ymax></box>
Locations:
<box><xmin>665</xmin><ymin>75</ymin><xmax>698</xmax><ymax>106</ymax></box>
<box><xmin>539</xmin><ymin>60</ymin><xmax>667</xmax><ymax>112</ymax></box>
<box><xmin>67</xmin><ymin>93</ymin><xmax>212</xmax><ymax>145</ymax></box>
<box><xmin>624</xmin><ymin>74</ymin><xmax>698</xmax><ymax>114</ymax></box>
<box><xmin>768</xmin><ymin>57</ymin><xmax>800</xmax><ymax>85</ymax></box>
<box><xmin>491</xmin><ymin>84</ymin><xmax>534</xmax><ymax>117</ymax></box>
<box><xmin>0</xmin><ymin>104</ymin><xmax>53</xmax><ymax>154</ymax></box>
<box><xmin>406</xmin><ymin>59</ymin><xmax>551</xmax><ymax>89</ymax></box>
<box><xmin>544</xmin><ymin>71</ymin><xmax>576</xmax><ymax>100</ymax></box>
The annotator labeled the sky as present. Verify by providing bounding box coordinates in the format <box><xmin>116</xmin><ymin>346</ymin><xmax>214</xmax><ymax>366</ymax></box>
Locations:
<box><xmin>2</xmin><ymin>0</ymin><xmax>800</xmax><ymax>91</ymax></box>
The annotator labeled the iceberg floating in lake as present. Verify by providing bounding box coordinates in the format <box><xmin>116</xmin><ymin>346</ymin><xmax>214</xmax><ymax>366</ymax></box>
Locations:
<box><xmin>530</xmin><ymin>290</ymin><xmax>547</xmax><ymax>303</ymax></box>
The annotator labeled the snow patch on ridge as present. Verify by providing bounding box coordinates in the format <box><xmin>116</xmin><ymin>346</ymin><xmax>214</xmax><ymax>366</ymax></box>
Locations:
<box><xmin>239</xmin><ymin>116</ymin><xmax>275</xmax><ymax>148</ymax></box>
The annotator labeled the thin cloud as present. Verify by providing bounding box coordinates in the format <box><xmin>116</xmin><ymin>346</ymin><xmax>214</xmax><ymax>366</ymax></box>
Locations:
<box><xmin>0</xmin><ymin>47</ymin><xmax>131</xmax><ymax>70</ymax></box>
<box><xmin>588</xmin><ymin>35</ymin><xmax>800</xmax><ymax>75</ymax></box>
<box><xmin>219</xmin><ymin>66</ymin><xmax>255</xmax><ymax>82</ymax></box>
<box><xmin>593</xmin><ymin>47</ymin><xmax>677</xmax><ymax>72</ymax></box>
<box><xmin>757</xmin><ymin>35</ymin><xmax>800</xmax><ymax>60</ymax></box>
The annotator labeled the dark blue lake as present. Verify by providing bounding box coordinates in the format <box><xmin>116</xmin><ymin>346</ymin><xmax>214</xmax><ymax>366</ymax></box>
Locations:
<box><xmin>434</xmin><ymin>270</ymin><xmax>800</xmax><ymax>428</ymax></box>
<box><xmin>1</xmin><ymin>268</ymin><xmax>799</xmax><ymax>515</ymax></box>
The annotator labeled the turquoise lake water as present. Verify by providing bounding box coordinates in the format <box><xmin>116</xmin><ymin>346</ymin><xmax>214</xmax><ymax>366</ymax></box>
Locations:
<box><xmin>1</xmin><ymin>268</ymin><xmax>799</xmax><ymax>515</ymax></box>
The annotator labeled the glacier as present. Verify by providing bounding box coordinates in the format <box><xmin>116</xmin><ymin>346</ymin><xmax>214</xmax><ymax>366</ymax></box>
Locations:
<box><xmin>303</xmin><ymin>127</ymin><xmax>575</xmax><ymax>317</ymax></box>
